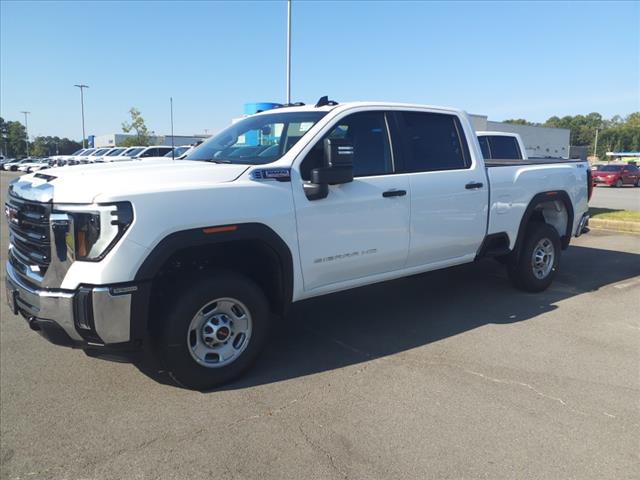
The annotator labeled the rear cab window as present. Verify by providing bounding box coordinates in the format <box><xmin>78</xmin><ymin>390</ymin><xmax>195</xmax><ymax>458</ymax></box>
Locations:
<box><xmin>480</xmin><ymin>135</ymin><xmax>522</xmax><ymax>160</ymax></box>
<box><xmin>395</xmin><ymin>111</ymin><xmax>471</xmax><ymax>172</ymax></box>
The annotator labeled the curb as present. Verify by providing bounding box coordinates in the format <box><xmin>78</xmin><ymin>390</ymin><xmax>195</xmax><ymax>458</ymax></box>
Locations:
<box><xmin>589</xmin><ymin>218</ymin><xmax>640</xmax><ymax>234</ymax></box>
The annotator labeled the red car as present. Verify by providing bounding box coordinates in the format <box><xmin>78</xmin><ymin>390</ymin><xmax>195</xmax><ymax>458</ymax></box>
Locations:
<box><xmin>592</xmin><ymin>164</ymin><xmax>640</xmax><ymax>187</ymax></box>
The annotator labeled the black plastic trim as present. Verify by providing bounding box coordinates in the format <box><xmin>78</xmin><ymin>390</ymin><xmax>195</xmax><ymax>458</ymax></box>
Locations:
<box><xmin>475</xmin><ymin>232</ymin><xmax>511</xmax><ymax>260</ymax></box>
<box><xmin>134</xmin><ymin>223</ymin><xmax>294</xmax><ymax>314</ymax></box>
<box><xmin>512</xmin><ymin>191</ymin><xmax>574</xmax><ymax>260</ymax></box>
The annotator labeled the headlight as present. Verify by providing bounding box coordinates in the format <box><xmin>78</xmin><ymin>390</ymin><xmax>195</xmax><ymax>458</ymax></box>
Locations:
<box><xmin>53</xmin><ymin>202</ymin><xmax>133</xmax><ymax>261</ymax></box>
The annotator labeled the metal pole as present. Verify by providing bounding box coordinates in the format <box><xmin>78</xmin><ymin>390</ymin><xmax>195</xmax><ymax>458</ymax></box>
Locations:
<box><xmin>74</xmin><ymin>84</ymin><xmax>89</xmax><ymax>148</ymax></box>
<box><xmin>593</xmin><ymin>128</ymin><xmax>599</xmax><ymax>160</ymax></box>
<box><xmin>20</xmin><ymin>111</ymin><xmax>30</xmax><ymax>157</ymax></box>
<box><xmin>286</xmin><ymin>0</ymin><xmax>291</xmax><ymax>104</ymax></box>
<box><xmin>170</xmin><ymin>97</ymin><xmax>175</xmax><ymax>160</ymax></box>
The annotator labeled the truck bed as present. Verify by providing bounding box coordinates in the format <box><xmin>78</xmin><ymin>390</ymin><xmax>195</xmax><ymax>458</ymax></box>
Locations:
<box><xmin>485</xmin><ymin>159</ymin><xmax>589</xmax><ymax>248</ymax></box>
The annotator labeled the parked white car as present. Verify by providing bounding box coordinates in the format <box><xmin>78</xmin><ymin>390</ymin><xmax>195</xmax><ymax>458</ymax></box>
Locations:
<box><xmin>105</xmin><ymin>146</ymin><xmax>146</xmax><ymax>162</ymax></box>
<box><xmin>5</xmin><ymin>99</ymin><xmax>591</xmax><ymax>390</ymax></box>
<box><xmin>49</xmin><ymin>148</ymin><xmax>88</xmax><ymax>165</ymax></box>
<box><xmin>25</xmin><ymin>158</ymin><xmax>53</xmax><ymax>173</ymax></box>
<box><xmin>133</xmin><ymin>146</ymin><xmax>174</xmax><ymax>159</ymax></box>
<box><xmin>3</xmin><ymin>158</ymin><xmax>37</xmax><ymax>171</ymax></box>
<box><xmin>98</xmin><ymin>147</ymin><xmax>130</xmax><ymax>162</ymax></box>
<box><xmin>138</xmin><ymin>145</ymin><xmax>194</xmax><ymax>161</ymax></box>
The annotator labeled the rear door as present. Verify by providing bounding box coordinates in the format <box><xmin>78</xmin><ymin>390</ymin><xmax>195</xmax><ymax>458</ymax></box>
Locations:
<box><xmin>394</xmin><ymin>110</ymin><xmax>489</xmax><ymax>267</ymax></box>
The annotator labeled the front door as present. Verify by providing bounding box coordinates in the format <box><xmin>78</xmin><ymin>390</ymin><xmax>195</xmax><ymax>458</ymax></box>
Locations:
<box><xmin>292</xmin><ymin>111</ymin><xmax>410</xmax><ymax>292</ymax></box>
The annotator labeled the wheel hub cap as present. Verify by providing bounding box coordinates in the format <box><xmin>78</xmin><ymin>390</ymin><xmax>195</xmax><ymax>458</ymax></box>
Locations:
<box><xmin>531</xmin><ymin>237</ymin><xmax>555</xmax><ymax>280</ymax></box>
<box><xmin>187</xmin><ymin>298</ymin><xmax>253</xmax><ymax>368</ymax></box>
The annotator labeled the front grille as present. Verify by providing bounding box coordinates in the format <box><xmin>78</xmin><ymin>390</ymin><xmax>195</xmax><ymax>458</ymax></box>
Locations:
<box><xmin>6</xmin><ymin>193</ymin><xmax>52</xmax><ymax>278</ymax></box>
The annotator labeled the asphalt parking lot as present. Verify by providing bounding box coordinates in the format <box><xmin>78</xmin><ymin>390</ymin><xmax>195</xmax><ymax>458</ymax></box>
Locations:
<box><xmin>1</xmin><ymin>171</ymin><xmax>639</xmax><ymax>480</ymax></box>
<box><xmin>590</xmin><ymin>185</ymin><xmax>640</xmax><ymax>211</ymax></box>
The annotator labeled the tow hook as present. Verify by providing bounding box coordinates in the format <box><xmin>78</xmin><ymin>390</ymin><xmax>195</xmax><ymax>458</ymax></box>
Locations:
<box><xmin>28</xmin><ymin>317</ymin><xmax>41</xmax><ymax>331</ymax></box>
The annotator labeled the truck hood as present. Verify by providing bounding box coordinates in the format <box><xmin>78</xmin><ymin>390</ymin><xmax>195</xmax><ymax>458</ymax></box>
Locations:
<box><xmin>11</xmin><ymin>159</ymin><xmax>250</xmax><ymax>203</ymax></box>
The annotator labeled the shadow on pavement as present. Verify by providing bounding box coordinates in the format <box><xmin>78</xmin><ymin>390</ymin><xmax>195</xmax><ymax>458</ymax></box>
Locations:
<box><xmin>135</xmin><ymin>244</ymin><xmax>640</xmax><ymax>391</ymax></box>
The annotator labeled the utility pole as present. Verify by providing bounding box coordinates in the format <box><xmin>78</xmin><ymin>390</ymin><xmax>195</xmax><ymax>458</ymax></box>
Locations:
<box><xmin>286</xmin><ymin>0</ymin><xmax>291</xmax><ymax>104</ymax></box>
<box><xmin>170</xmin><ymin>97</ymin><xmax>175</xmax><ymax>160</ymax></box>
<box><xmin>20</xmin><ymin>111</ymin><xmax>30</xmax><ymax>157</ymax></box>
<box><xmin>74</xmin><ymin>84</ymin><xmax>89</xmax><ymax>148</ymax></box>
<box><xmin>593</xmin><ymin>128</ymin><xmax>599</xmax><ymax>161</ymax></box>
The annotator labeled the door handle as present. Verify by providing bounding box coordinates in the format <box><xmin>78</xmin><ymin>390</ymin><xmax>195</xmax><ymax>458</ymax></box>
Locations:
<box><xmin>465</xmin><ymin>182</ymin><xmax>484</xmax><ymax>190</ymax></box>
<box><xmin>382</xmin><ymin>189</ymin><xmax>407</xmax><ymax>198</ymax></box>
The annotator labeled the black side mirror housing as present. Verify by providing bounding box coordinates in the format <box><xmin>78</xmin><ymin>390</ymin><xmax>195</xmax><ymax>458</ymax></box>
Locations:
<box><xmin>304</xmin><ymin>138</ymin><xmax>354</xmax><ymax>200</ymax></box>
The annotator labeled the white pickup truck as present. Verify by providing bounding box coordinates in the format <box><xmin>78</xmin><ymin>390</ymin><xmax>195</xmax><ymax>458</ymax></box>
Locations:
<box><xmin>4</xmin><ymin>99</ymin><xmax>592</xmax><ymax>389</ymax></box>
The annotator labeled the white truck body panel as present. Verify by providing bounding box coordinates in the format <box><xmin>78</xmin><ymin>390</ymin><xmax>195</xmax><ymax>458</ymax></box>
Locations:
<box><xmin>6</xmin><ymin>101</ymin><xmax>590</xmax><ymax>335</ymax></box>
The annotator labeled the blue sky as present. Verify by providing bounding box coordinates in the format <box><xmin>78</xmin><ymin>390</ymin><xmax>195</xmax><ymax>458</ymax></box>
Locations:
<box><xmin>1</xmin><ymin>0</ymin><xmax>638</xmax><ymax>140</ymax></box>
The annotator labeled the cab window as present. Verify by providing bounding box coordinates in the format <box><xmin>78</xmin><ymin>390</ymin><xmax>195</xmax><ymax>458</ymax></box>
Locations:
<box><xmin>300</xmin><ymin>111</ymin><xmax>393</xmax><ymax>180</ymax></box>
<box><xmin>397</xmin><ymin>112</ymin><xmax>470</xmax><ymax>172</ymax></box>
<box><xmin>487</xmin><ymin>136</ymin><xmax>522</xmax><ymax>160</ymax></box>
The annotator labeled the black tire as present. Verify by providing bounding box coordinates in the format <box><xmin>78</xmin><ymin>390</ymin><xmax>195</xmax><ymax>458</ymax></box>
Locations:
<box><xmin>635</xmin><ymin>177</ymin><xmax>640</xmax><ymax>187</ymax></box>
<box><xmin>155</xmin><ymin>271</ymin><xmax>270</xmax><ymax>390</ymax></box>
<box><xmin>614</xmin><ymin>178</ymin><xmax>623</xmax><ymax>188</ymax></box>
<box><xmin>507</xmin><ymin>222</ymin><xmax>561</xmax><ymax>292</ymax></box>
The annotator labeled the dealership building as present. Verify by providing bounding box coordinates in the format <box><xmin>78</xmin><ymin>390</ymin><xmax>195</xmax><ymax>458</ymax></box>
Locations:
<box><xmin>468</xmin><ymin>114</ymin><xmax>570</xmax><ymax>159</ymax></box>
<box><xmin>90</xmin><ymin>133</ymin><xmax>210</xmax><ymax>148</ymax></box>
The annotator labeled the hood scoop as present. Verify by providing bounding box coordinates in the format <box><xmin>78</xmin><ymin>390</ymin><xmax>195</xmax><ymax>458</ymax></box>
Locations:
<box><xmin>34</xmin><ymin>173</ymin><xmax>57</xmax><ymax>182</ymax></box>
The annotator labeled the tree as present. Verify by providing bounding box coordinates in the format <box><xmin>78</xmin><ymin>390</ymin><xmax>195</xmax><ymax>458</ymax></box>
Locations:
<box><xmin>121</xmin><ymin>107</ymin><xmax>151</xmax><ymax>146</ymax></box>
<box><xmin>0</xmin><ymin>117</ymin><xmax>28</xmax><ymax>158</ymax></box>
<box><xmin>499</xmin><ymin>112</ymin><xmax>639</xmax><ymax>160</ymax></box>
<box><xmin>30</xmin><ymin>136</ymin><xmax>82</xmax><ymax>157</ymax></box>
<box><xmin>502</xmin><ymin>118</ymin><xmax>537</xmax><ymax>126</ymax></box>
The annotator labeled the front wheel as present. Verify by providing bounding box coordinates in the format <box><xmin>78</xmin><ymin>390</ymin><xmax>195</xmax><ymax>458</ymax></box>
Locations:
<box><xmin>614</xmin><ymin>178</ymin><xmax>623</xmax><ymax>188</ymax></box>
<box><xmin>155</xmin><ymin>271</ymin><xmax>270</xmax><ymax>390</ymax></box>
<box><xmin>507</xmin><ymin>223</ymin><xmax>561</xmax><ymax>292</ymax></box>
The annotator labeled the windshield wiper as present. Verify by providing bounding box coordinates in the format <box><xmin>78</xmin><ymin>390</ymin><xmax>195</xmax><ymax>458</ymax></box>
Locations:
<box><xmin>205</xmin><ymin>159</ymin><xmax>232</xmax><ymax>164</ymax></box>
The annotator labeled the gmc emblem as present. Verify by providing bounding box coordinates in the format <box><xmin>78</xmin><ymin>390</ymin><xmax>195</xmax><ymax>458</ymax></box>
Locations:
<box><xmin>4</xmin><ymin>205</ymin><xmax>20</xmax><ymax>226</ymax></box>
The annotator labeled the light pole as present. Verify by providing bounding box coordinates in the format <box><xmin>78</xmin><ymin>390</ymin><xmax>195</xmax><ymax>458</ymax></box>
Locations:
<box><xmin>74</xmin><ymin>84</ymin><xmax>89</xmax><ymax>148</ymax></box>
<box><xmin>286</xmin><ymin>0</ymin><xmax>291</xmax><ymax>104</ymax></box>
<box><xmin>593</xmin><ymin>128</ymin><xmax>599</xmax><ymax>161</ymax></box>
<box><xmin>20</xmin><ymin>111</ymin><xmax>30</xmax><ymax>157</ymax></box>
<box><xmin>170</xmin><ymin>97</ymin><xmax>175</xmax><ymax>160</ymax></box>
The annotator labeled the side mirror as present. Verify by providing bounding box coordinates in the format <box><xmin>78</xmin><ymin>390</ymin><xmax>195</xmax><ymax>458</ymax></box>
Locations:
<box><xmin>304</xmin><ymin>138</ymin><xmax>354</xmax><ymax>201</ymax></box>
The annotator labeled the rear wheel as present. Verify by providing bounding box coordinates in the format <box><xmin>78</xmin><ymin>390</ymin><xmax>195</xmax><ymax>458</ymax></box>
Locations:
<box><xmin>154</xmin><ymin>271</ymin><xmax>270</xmax><ymax>390</ymax></box>
<box><xmin>507</xmin><ymin>223</ymin><xmax>561</xmax><ymax>292</ymax></box>
<box><xmin>635</xmin><ymin>177</ymin><xmax>640</xmax><ymax>187</ymax></box>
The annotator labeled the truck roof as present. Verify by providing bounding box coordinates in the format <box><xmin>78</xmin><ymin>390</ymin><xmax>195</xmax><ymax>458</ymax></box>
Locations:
<box><xmin>476</xmin><ymin>131</ymin><xmax>522</xmax><ymax>138</ymax></box>
<box><xmin>251</xmin><ymin>101</ymin><xmax>467</xmax><ymax>117</ymax></box>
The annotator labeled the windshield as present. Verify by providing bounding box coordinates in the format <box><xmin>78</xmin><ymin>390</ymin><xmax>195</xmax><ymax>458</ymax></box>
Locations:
<box><xmin>91</xmin><ymin>148</ymin><xmax>109</xmax><ymax>156</ymax></box>
<box><xmin>124</xmin><ymin>147</ymin><xmax>144</xmax><ymax>157</ymax></box>
<box><xmin>71</xmin><ymin>149</ymin><xmax>85</xmax><ymax>155</ymax></box>
<box><xmin>185</xmin><ymin>111</ymin><xmax>327</xmax><ymax>165</ymax></box>
<box><xmin>164</xmin><ymin>146</ymin><xmax>190</xmax><ymax>157</ymax></box>
<box><xmin>81</xmin><ymin>149</ymin><xmax>96</xmax><ymax>156</ymax></box>
<box><xmin>106</xmin><ymin>148</ymin><xmax>126</xmax><ymax>156</ymax></box>
<box><xmin>599</xmin><ymin>165</ymin><xmax>623</xmax><ymax>172</ymax></box>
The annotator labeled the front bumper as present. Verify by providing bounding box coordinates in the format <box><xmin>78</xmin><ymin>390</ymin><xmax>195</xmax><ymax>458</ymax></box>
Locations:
<box><xmin>5</xmin><ymin>260</ymin><xmax>144</xmax><ymax>351</ymax></box>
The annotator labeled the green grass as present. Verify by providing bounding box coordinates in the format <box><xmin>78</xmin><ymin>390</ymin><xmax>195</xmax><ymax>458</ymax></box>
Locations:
<box><xmin>589</xmin><ymin>207</ymin><xmax>640</xmax><ymax>222</ymax></box>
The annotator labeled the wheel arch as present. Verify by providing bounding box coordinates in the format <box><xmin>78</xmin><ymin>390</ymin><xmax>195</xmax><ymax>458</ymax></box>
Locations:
<box><xmin>512</xmin><ymin>191</ymin><xmax>574</xmax><ymax>260</ymax></box>
<box><xmin>135</xmin><ymin>223</ymin><xmax>294</xmax><ymax>319</ymax></box>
